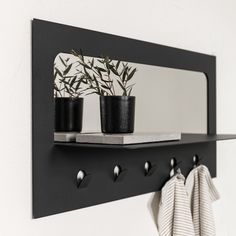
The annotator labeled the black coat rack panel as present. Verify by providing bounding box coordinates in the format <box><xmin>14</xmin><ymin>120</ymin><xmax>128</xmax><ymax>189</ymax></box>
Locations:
<box><xmin>32</xmin><ymin>19</ymin><xmax>236</xmax><ymax>218</ymax></box>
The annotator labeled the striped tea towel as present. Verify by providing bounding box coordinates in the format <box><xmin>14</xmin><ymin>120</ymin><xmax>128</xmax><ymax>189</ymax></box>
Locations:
<box><xmin>186</xmin><ymin>165</ymin><xmax>220</xmax><ymax>236</ymax></box>
<box><xmin>157</xmin><ymin>170</ymin><xmax>195</xmax><ymax>236</ymax></box>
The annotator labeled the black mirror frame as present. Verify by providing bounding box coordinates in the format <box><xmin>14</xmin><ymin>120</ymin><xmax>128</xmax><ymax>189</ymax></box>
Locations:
<box><xmin>32</xmin><ymin>19</ymin><xmax>216</xmax><ymax>218</ymax></box>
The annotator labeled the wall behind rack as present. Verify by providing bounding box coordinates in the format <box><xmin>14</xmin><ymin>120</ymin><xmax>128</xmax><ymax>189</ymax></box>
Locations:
<box><xmin>1</xmin><ymin>0</ymin><xmax>236</xmax><ymax>236</ymax></box>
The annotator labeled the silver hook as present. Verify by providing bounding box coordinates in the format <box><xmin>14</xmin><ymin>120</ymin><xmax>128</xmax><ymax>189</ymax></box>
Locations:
<box><xmin>76</xmin><ymin>170</ymin><xmax>91</xmax><ymax>188</ymax></box>
<box><xmin>144</xmin><ymin>161</ymin><xmax>150</xmax><ymax>174</ymax></box>
<box><xmin>77</xmin><ymin>170</ymin><xmax>85</xmax><ymax>182</ymax></box>
<box><xmin>193</xmin><ymin>154</ymin><xmax>201</xmax><ymax>168</ymax></box>
<box><xmin>144</xmin><ymin>161</ymin><xmax>157</xmax><ymax>176</ymax></box>
<box><xmin>114</xmin><ymin>165</ymin><xmax>120</xmax><ymax>178</ymax></box>
<box><xmin>170</xmin><ymin>158</ymin><xmax>182</xmax><ymax>177</ymax></box>
<box><xmin>113</xmin><ymin>165</ymin><xmax>127</xmax><ymax>182</ymax></box>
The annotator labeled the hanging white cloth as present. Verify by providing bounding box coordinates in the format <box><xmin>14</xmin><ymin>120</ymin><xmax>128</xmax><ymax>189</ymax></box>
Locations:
<box><xmin>185</xmin><ymin>165</ymin><xmax>220</xmax><ymax>236</ymax></box>
<box><xmin>157</xmin><ymin>170</ymin><xmax>195</xmax><ymax>236</ymax></box>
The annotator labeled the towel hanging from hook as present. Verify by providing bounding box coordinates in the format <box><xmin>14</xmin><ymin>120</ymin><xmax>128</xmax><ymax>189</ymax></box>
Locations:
<box><xmin>193</xmin><ymin>154</ymin><xmax>204</xmax><ymax>168</ymax></box>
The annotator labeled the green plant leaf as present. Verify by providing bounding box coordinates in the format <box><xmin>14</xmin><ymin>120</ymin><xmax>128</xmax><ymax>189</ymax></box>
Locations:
<box><xmin>90</xmin><ymin>58</ymin><xmax>94</xmax><ymax>67</ymax></box>
<box><xmin>79</xmin><ymin>49</ymin><xmax>84</xmax><ymax>61</ymax></box>
<box><xmin>63</xmin><ymin>63</ymin><xmax>73</xmax><ymax>75</ymax></box>
<box><xmin>69</xmin><ymin>87</ymin><xmax>75</xmax><ymax>92</ymax></box>
<box><xmin>58</xmin><ymin>78</ymin><xmax>70</xmax><ymax>85</ymax></box>
<box><xmin>81</xmin><ymin>62</ymin><xmax>91</xmax><ymax>69</ymax></box>
<box><xmin>54</xmin><ymin>71</ymin><xmax>58</xmax><ymax>79</ymax></box>
<box><xmin>127</xmin><ymin>66</ymin><xmax>131</xmax><ymax>73</ymax></box>
<box><xmin>75</xmin><ymin>83</ymin><xmax>81</xmax><ymax>91</ymax></box>
<box><xmin>63</xmin><ymin>75</ymin><xmax>75</xmax><ymax>78</ymax></box>
<box><xmin>110</xmin><ymin>66</ymin><xmax>119</xmax><ymax>76</ymax></box>
<box><xmin>117</xmin><ymin>80</ymin><xmax>126</xmax><ymax>94</ymax></box>
<box><xmin>127</xmin><ymin>68</ymin><xmax>137</xmax><ymax>81</ymax></box>
<box><xmin>86</xmin><ymin>91</ymin><xmax>101</xmax><ymax>96</ymax></box>
<box><xmin>54</xmin><ymin>67</ymin><xmax>63</xmax><ymax>77</ymax></box>
<box><xmin>54</xmin><ymin>83</ymin><xmax>60</xmax><ymax>92</ymax></box>
<box><xmin>59</xmin><ymin>56</ymin><xmax>67</xmax><ymax>67</ymax></box>
<box><xmin>115</xmin><ymin>60</ymin><xmax>121</xmax><ymax>70</ymax></box>
<box><xmin>122</xmin><ymin>67</ymin><xmax>128</xmax><ymax>82</ymax></box>
<box><xmin>128</xmin><ymin>87</ymin><xmax>133</xmax><ymax>96</ymax></box>
<box><xmin>92</xmin><ymin>67</ymin><xmax>102</xmax><ymax>78</ymax></box>
<box><xmin>74</xmin><ymin>71</ymin><xmax>82</xmax><ymax>75</ymax></box>
<box><xmin>104</xmin><ymin>56</ymin><xmax>110</xmax><ymax>63</ymax></box>
<box><xmin>100</xmin><ymin>89</ymin><xmax>105</xmax><ymax>96</ymax></box>
<box><xmin>71</xmin><ymin>49</ymin><xmax>84</xmax><ymax>62</ymax></box>
<box><xmin>126</xmin><ymin>83</ymin><xmax>135</xmax><ymax>89</ymax></box>
<box><xmin>70</xmin><ymin>76</ymin><xmax>77</xmax><ymax>87</ymax></box>
<box><xmin>83</xmin><ymin>67</ymin><xmax>89</xmax><ymax>75</ymax></box>
<box><xmin>97</xmin><ymin>59</ymin><xmax>104</xmax><ymax>64</ymax></box>
<box><xmin>92</xmin><ymin>75</ymin><xmax>100</xmax><ymax>93</ymax></box>
<box><xmin>107</xmin><ymin>63</ymin><xmax>114</xmax><ymax>69</ymax></box>
<box><xmin>71</xmin><ymin>49</ymin><xmax>78</xmax><ymax>56</ymax></box>
<box><xmin>101</xmin><ymin>85</ymin><xmax>111</xmax><ymax>90</ymax></box>
<box><xmin>64</xmin><ymin>85</ymin><xmax>71</xmax><ymax>95</ymax></box>
<box><xmin>101</xmin><ymin>78</ymin><xmax>112</xmax><ymax>83</ymax></box>
<box><xmin>95</xmin><ymin>66</ymin><xmax>107</xmax><ymax>72</ymax></box>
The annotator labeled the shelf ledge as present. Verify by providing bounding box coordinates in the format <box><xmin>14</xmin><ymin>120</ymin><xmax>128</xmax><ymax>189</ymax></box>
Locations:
<box><xmin>54</xmin><ymin>133</ymin><xmax>236</xmax><ymax>149</ymax></box>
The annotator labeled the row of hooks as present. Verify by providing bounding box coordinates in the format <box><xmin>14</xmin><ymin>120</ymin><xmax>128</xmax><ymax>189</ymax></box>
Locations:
<box><xmin>76</xmin><ymin>155</ymin><xmax>203</xmax><ymax>189</ymax></box>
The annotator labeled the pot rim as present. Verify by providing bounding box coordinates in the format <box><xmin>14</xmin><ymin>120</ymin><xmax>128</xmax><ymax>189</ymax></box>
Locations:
<box><xmin>100</xmin><ymin>95</ymin><xmax>135</xmax><ymax>98</ymax></box>
<box><xmin>54</xmin><ymin>97</ymin><xmax>84</xmax><ymax>100</ymax></box>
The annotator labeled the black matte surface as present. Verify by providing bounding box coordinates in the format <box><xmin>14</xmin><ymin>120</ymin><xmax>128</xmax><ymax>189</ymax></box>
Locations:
<box><xmin>55</xmin><ymin>97</ymin><xmax>83</xmax><ymax>132</ymax></box>
<box><xmin>100</xmin><ymin>96</ymin><xmax>135</xmax><ymax>133</ymax></box>
<box><xmin>32</xmin><ymin>19</ymin><xmax>218</xmax><ymax>218</ymax></box>
<box><xmin>54</xmin><ymin>133</ymin><xmax>236</xmax><ymax>149</ymax></box>
<box><xmin>36</xmin><ymin>142</ymin><xmax>216</xmax><ymax>218</ymax></box>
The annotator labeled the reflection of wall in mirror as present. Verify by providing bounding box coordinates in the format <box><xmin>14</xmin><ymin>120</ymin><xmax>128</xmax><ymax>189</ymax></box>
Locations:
<box><xmin>54</xmin><ymin>53</ymin><xmax>207</xmax><ymax>134</ymax></box>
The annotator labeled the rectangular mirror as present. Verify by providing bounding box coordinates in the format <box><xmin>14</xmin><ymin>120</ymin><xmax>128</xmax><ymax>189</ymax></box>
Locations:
<box><xmin>54</xmin><ymin>53</ymin><xmax>207</xmax><ymax>134</ymax></box>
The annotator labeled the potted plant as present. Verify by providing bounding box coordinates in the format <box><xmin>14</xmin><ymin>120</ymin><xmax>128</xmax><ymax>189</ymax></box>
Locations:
<box><xmin>72</xmin><ymin>50</ymin><xmax>137</xmax><ymax>134</ymax></box>
<box><xmin>54</xmin><ymin>55</ymin><xmax>87</xmax><ymax>132</ymax></box>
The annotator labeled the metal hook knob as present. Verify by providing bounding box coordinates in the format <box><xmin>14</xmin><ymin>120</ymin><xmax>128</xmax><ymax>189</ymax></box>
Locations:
<box><xmin>144</xmin><ymin>161</ymin><xmax>157</xmax><ymax>176</ymax></box>
<box><xmin>193</xmin><ymin>154</ymin><xmax>203</xmax><ymax>167</ymax></box>
<box><xmin>113</xmin><ymin>165</ymin><xmax>127</xmax><ymax>182</ymax></box>
<box><xmin>76</xmin><ymin>170</ymin><xmax>91</xmax><ymax>188</ymax></box>
<box><xmin>193</xmin><ymin>155</ymin><xmax>198</xmax><ymax>167</ymax></box>
<box><xmin>170</xmin><ymin>158</ymin><xmax>182</xmax><ymax>177</ymax></box>
<box><xmin>170</xmin><ymin>158</ymin><xmax>176</xmax><ymax>177</ymax></box>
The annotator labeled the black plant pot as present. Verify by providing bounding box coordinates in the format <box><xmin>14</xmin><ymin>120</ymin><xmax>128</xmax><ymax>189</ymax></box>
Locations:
<box><xmin>55</xmin><ymin>97</ymin><xmax>83</xmax><ymax>132</ymax></box>
<box><xmin>100</xmin><ymin>96</ymin><xmax>135</xmax><ymax>134</ymax></box>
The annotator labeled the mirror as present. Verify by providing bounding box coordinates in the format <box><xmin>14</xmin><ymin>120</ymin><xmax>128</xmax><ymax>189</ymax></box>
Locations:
<box><xmin>54</xmin><ymin>53</ymin><xmax>207</xmax><ymax>134</ymax></box>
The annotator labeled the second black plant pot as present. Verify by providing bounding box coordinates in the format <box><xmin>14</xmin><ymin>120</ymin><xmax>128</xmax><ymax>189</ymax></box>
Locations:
<box><xmin>55</xmin><ymin>97</ymin><xmax>83</xmax><ymax>132</ymax></box>
<box><xmin>100</xmin><ymin>96</ymin><xmax>135</xmax><ymax>134</ymax></box>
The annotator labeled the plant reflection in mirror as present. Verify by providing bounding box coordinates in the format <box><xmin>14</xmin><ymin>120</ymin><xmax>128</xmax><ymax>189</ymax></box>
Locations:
<box><xmin>54</xmin><ymin>55</ymin><xmax>88</xmax><ymax>98</ymax></box>
<box><xmin>71</xmin><ymin>50</ymin><xmax>137</xmax><ymax>96</ymax></box>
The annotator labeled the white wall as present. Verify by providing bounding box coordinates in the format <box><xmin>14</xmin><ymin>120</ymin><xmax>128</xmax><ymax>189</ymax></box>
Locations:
<box><xmin>1</xmin><ymin>0</ymin><xmax>236</xmax><ymax>235</ymax></box>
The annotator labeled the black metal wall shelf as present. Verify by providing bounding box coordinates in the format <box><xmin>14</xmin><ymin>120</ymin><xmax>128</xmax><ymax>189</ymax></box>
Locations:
<box><xmin>54</xmin><ymin>133</ymin><xmax>236</xmax><ymax>149</ymax></box>
<box><xmin>32</xmin><ymin>19</ymin><xmax>236</xmax><ymax>218</ymax></box>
